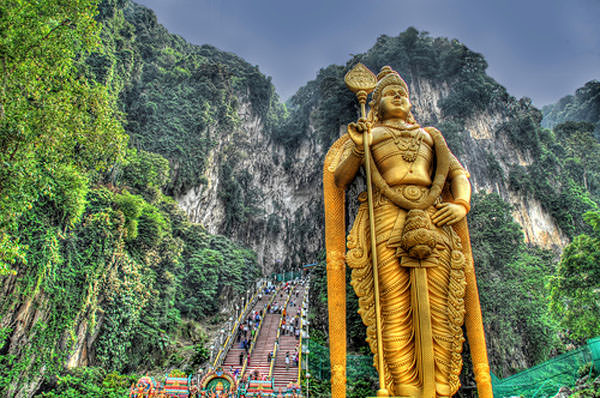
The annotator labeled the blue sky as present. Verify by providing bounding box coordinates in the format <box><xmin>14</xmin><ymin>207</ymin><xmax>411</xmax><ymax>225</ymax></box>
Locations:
<box><xmin>134</xmin><ymin>0</ymin><xmax>600</xmax><ymax>107</ymax></box>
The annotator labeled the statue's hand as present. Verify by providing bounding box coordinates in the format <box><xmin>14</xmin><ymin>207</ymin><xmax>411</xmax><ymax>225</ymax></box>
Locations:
<box><xmin>347</xmin><ymin>117</ymin><xmax>371</xmax><ymax>149</ymax></box>
<box><xmin>432</xmin><ymin>202</ymin><xmax>467</xmax><ymax>226</ymax></box>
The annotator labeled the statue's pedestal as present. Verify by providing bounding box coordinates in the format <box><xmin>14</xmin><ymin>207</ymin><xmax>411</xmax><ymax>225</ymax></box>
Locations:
<box><xmin>367</xmin><ymin>393</ymin><xmax>426</xmax><ymax>398</ymax></box>
<box><xmin>366</xmin><ymin>387</ymin><xmax>421</xmax><ymax>397</ymax></box>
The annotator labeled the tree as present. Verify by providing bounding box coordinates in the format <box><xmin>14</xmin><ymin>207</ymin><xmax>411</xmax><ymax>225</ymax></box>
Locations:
<box><xmin>550</xmin><ymin>210</ymin><xmax>600</xmax><ymax>342</ymax></box>
<box><xmin>0</xmin><ymin>0</ymin><xmax>127</xmax><ymax>273</ymax></box>
<box><xmin>468</xmin><ymin>193</ymin><xmax>558</xmax><ymax>373</ymax></box>
<box><xmin>179</xmin><ymin>248</ymin><xmax>221</xmax><ymax>317</ymax></box>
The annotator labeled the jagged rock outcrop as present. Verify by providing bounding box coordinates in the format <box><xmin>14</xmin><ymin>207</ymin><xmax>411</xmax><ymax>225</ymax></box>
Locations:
<box><xmin>176</xmin><ymin>98</ymin><xmax>325</xmax><ymax>269</ymax></box>
<box><xmin>443</xmin><ymin>107</ymin><xmax>569</xmax><ymax>249</ymax></box>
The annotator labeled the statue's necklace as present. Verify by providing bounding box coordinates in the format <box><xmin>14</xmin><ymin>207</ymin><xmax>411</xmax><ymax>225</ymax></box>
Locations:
<box><xmin>382</xmin><ymin>123</ymin><xmax>423</xmax><ymax>163</ymax></box>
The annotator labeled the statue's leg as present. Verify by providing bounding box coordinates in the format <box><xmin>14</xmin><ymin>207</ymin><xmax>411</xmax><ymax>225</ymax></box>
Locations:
<box><xmin>375</xmin><ymin>206</ymin><xmax>419</xmax><ymax>396</ymax></box>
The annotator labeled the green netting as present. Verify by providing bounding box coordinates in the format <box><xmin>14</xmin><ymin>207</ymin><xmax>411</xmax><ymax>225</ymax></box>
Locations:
<box><xmin>492</xmin><ymin>345</ymin><xmax>593</xmax><ymax>398</ymax></box>
<box><xmin>308</xmin><ymin>341</ymin><xmax>590</xmax><ymax>397</ymax></box>
<box><xmin>588</xmin><ymin>337</ymin><xmax>600</xmax><ymax>373</ymax></box>
<box><xmin>308</xmin><ymin>340</ymin><xmax>331</xmax><ymax>380</ymax></box>
<box><xmin>307</xmin><ymin>341</ymin><xmax>377</xmax><ymax>381</ymax></box>
<box><xmin>491</xmin><ymin>372</ymin><xmax>502</xmax><ymax>385</ymax></box>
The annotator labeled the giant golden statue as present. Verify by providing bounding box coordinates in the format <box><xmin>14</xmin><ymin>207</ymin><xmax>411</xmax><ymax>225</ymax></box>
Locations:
<box><xmin>323</xmin><ymin>65</ymin><xmax>493</xmax><ymax>398</ymax></box>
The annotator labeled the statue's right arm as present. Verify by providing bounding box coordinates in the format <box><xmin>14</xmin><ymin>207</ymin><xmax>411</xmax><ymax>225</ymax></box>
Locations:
<box><xmin>334</xmin><ymin>145</ymin><xmax>363</xmax><ymax>188</ymax></box>
<box><xmin>334</xmin><ymin>120</ymin><xmax>368</xmax><ymax>188</ymax></box>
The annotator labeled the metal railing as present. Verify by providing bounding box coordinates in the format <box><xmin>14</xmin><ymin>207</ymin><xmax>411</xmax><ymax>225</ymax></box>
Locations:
<box><xmin>299</xmin><ymin>280</ymin><xmax>310</xmax><ymax>397</ymax></box>
<box><xmin>272</xmin><ymin>270</ymin><xmax>303</xmax><ymax>282</ymax></box>
<box><xmin>297</xmin><ymin>284</ymin><xmax>309</xmax><ymax>382</ymax></box>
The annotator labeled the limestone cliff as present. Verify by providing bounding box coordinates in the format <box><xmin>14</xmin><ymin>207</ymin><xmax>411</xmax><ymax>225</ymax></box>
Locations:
<box><xmin>174</xmin><ymin>61</ymin><xmax>570</xmax><ymax>277</ymax></box>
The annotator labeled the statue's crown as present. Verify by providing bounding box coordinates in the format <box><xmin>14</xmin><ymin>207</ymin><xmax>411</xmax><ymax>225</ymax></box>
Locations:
<box><xmin>371</xmin><ymin>66</ymin><xmax>409</xmax><ymax>107</ymax></box>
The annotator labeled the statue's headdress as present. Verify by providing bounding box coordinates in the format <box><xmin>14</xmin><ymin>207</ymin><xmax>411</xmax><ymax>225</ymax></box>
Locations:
<box><xmin>370</xmin><ymin>66</ymin><xmax>409</xmax><ymax>105</ymax></box>
<box><xmin>368</xmin><ymin>66</ymin><xmax>415</xmax><ymax>124</ymax></box>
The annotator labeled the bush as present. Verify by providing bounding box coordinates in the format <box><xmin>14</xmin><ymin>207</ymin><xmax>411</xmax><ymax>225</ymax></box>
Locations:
<box><xmin>135</xmin><ymin>204</ymin><xmax>168</xmax><ymax>248</ymax></box>
<box><xmin>39</xmin><ymin>367</ymin><xmax>136</xmax><ymax>398</ymax></box>
<box><xmin>49</xmin><ymin>164</ymin><xmax>90</xmax><ymax>227</ymax></box>
<box><xmin>120</xmin><ymin>149</ymin><xmax>170</xmax><ymax>193</ymax></box>
<box><xmin>114</xmin><ymin>191</ymin><xmax>145</xmax><ymax>240</ymax></box>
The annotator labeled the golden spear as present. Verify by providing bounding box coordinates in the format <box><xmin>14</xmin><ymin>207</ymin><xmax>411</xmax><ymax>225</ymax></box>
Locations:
<box><xmin>344</xmin><ymin>63</ymin><xmax>389</xmax><ymax>397</ymax></box>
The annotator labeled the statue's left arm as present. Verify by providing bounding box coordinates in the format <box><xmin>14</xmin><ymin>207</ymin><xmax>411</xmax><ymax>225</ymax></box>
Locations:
<box><xmin>429</xmin><ymin>128</ymin><xmax>472</xmax><ymax>226</ymax></box>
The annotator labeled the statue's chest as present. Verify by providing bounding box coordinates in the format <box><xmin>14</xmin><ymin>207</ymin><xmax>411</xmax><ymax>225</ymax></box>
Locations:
<box><xmin>372</xmin><ymin>129</ymin><xmax>433</xmax><ymax>165</ymax></box>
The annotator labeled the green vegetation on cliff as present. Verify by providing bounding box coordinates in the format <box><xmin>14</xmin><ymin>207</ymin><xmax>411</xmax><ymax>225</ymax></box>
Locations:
<box><xmin>0</xmin><ymin>1</ymin><xmax>261</xmax><ymax>396</ymax></box>
<box><xmin>550</xmin><ymin>210</ymin><xmax>600</xmax><ymax>342</ymax></box>
<box><xmin>468</xmin><ymin>193</ymin><xmax>558</xmax><ymax>375</ymax></box>
<box><xmin>508</xmin><ymin>121</ymin><xmax>600</xmax><ymax>238</ymax></box>
<box><xmin>0</xmin><ymin>0</ymin><xmax>126</xmax><ymax>274</ymax></box>
<box><xmin>0</xmin><ymin>147</ymin><xmax>259</xmax><ymax>396</ymax></box>
<box><xmin>94</xmin><ymin>0</ymin><xmax>285</xmax><ymax>197</ymax></box>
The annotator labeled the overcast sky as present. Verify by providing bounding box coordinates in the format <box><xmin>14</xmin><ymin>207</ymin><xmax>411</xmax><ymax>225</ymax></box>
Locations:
<box><xmin>133</xmin><ymin>0</ymin><xmax>599</xmax><ymax>107</ymax></box>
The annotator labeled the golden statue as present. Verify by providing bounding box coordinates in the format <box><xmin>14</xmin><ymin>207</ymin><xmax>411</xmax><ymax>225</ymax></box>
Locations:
<box><xmin>323</xmin><ymin>64</ymin><xmax>493</xmax><ymax>398</ymax></box>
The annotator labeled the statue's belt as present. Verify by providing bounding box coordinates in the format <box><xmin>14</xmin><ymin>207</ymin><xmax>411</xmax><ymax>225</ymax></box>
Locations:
<box><xmin>357</xmin><ymin>185</ymin><xmax>452</xmax><ymax>268</ymax></box>
<box><xmin>358</xmin><ymin>184</ymin><xmax>435</xmax><ymax>207</ymax></box>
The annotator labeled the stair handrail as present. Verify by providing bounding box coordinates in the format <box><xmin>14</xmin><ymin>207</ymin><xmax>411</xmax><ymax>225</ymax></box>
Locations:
<box><xmin>212</xmin><ymin>281</ymin><xmax>266</xmax><ymax>368</ymax></box>
<box><xmin>268</xmin><ymin>285</ymin><xmax>296</xmax><ymax>379</ymax></box>
<box><xmin>298</xmin><ymin>278</ymin><xmax>310</xmax><ymax>388</ymax></box>
<box><xmin>240</xmin><ymin>284</ymin><xmax>281</xmax><ymax>379</ymax></box>
<box><xmin>297</xmin><ymin>285</ymin><xmax>308</xmax><ymax>382</ymax></box>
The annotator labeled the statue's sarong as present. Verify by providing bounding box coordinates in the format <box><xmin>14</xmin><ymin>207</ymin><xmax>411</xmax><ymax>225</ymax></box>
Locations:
<box><xmin>346</xmin><ymin>187</ymin><xmax>467</xmax><ymax>397</ymax></box>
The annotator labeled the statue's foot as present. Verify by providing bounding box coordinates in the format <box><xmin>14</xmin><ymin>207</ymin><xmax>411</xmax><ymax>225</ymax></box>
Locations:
<box><xmin>435</xmin><ymin>381</ymin><xmax>452</xmax><ymax>398</ymax></box>
<box><xmin>393</xmin><ymin>384</ymin><xmax>420</xmax><ymax>397</ymax></box>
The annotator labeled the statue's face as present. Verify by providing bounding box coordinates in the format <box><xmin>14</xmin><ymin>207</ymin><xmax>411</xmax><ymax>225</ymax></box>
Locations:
<box><xmin>379</xmin><ymin>84</ymin><xmax>411</xmax><ymax>120</ymax></box>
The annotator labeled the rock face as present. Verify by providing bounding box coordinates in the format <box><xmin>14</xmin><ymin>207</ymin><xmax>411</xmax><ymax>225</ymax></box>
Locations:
<box><xmin>0</xmin><ymin>273</ymin><xmax>104</xmax><ymax>397</ymax></box>
<box><xmin>175</xmin><ymin>74</ymin><xmax>569</xmax><ymax>276</ymax></box>
<box><xmin>448</xmin><ymin>106</ymin><xmax>569</xmax><ymax>250</ymax></box>
<box><xmin>177</xmin><ymin>99</ymin><xmax>327</xmax><ymax>271</ymax></box>
<box><xmin>107</xmin><ymin>4</ymin><xmax>571</xmax><ymax>274</ymax></box>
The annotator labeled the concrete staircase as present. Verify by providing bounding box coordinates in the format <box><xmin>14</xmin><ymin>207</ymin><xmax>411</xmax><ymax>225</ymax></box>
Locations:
<box><xmin>245</xmin><ymin>312</ymin><xmax>279</xmax><ymax>379</ymax></box>
<box><xmin>220</xmin><ymin>281</ymin><xmax>308</xmax><ymax>392</ymax></box>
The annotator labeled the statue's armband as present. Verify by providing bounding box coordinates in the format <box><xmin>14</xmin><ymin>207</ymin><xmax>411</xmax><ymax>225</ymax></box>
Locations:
<box><xmin>449</xmin><ymin>154</ymin><xmax>470</xmax><ymax>179</ymax></box>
